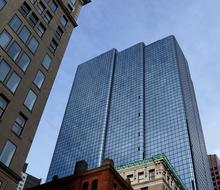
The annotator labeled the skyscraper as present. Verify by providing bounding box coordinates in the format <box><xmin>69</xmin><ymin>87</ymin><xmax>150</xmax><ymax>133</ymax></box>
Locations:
<box><xmin>0</xmin><ymin>0</ymin><xmax>90</xmax><ymax>190</ymax></box>
<box><xmin>47</xmin><ymin>36</ymin><xmax>213</xmax><ymax>190</ymax></box>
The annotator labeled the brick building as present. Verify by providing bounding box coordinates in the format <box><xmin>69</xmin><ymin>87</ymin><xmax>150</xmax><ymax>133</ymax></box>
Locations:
<box><xmin>208</xmin><ymin>154</ymin><xmax>220</xmax><ymax>190</ymax></box>
<box><xmin>28</xmin><ymin>159</ymin><xmax>133</xmax><ymax>190</ymax></box>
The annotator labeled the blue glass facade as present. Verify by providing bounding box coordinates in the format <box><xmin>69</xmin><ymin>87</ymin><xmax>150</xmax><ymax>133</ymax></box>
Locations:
<box><xmin>47</xmin><ymin>36</ymin><xmax>213</xmax><ymax>190</ymax></box>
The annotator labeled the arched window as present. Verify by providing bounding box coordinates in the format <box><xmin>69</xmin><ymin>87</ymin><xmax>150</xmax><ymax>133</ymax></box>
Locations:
<box><xmin>91</xmin><ymin>179</ymin><xmax>98</xmax><ymax>190</ymax></box>
<box><xmin>113</xmin><ymin>183</ymin><xmax>117</xmax><ymax>190</ymax></box>
<box><xmin>82</xmin><ymin>182</ymin><xmax>89</xmax><ymax>190</ymax></box>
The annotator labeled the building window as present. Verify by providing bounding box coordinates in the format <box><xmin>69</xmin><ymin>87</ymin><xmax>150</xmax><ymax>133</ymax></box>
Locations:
<box><xmin>42</xmin><ymin>53</ymin><xmax>52</xmax><ymax>70</ymax></box>
<box><xmin>9</xmin><ymin>15</ymin><xmax>22</xmax><ymax>32</ymax></box>
<box><xmin>8</xmin><ymin>42</ymin><xmax>22</xmax><ymax>61</ymax></box>
<box><xmin>82</xmin><ymin>182</ymin><xmax>88</xmax><ymax>190</ymax></box>
<box><xmin>19</xmin><ymin>2</ymin><xmax>31</xmax><ymax>17</ymax></box>
<box><xmin>6</xmin><ymin>72</ymin><xmax>21</xmax><ymax>93</ymax></box>
<box><xmin>0</xmin><ymin>140</ymin><xmax>16</xmax><ymax>167</ymax></box>
<box><xmin>43</xmin><ymin>11</ymin><xmax>52</xmax><ymax>24</ymax></box>
<box><xmin>11</xmin><ymin>113</ymin><xmax>27</xmax><ymax>136</ymax></box>
<box><xmin>0</xmin><ymin>60</ymin><xmax>10</xmax><ymax>82</ymax></box>
<box><xmin>67</xmin><ymin>4</ymin><xmax>73</xmax><ymax>12</ymax></box>
<box><xmin>0</xmin><ymin>0</ymin><xmax>6</xmax><ymax>10</ymax></box>
<box><xmin>18</xmin><ymin>52</ymin><xmax>31</xmax><ymax>72</ymax></box>
<box><xmin>0</xmin><ymin>95</ymin><xmax>8</xmax><ymax>118</ymax></box>
<box><xmin>49</xmin><ymin>39</ymin><xmax>58</xmax><ymax>53</ymax></box>
<box><xmin>0</xmin><ymin>30</ymin><xmax>12</xmax><ymax>49</ymax></box>
<box><xmin>19</xmin><ymin>26</ymin><xmax>31</xmax><ymax>43</ymax></box>
<box><xmin>138</xmin><ymin>172</ymin><xmax>144</xmax><ymax>181</ymax></box>
<box><xmin>36</xmin><ymin>1</ymin><xmax>45</xmax><ymax>14</ymax></box>
<box><xmin>28</xmin><ymin>12</ymin><xmax>39</xmax><ymax>27</ymax></box>
<box><xmin>60</xmin><ymin>15</ymin><xmax>68</xmax><ymax>27</ymax></box>
<box><xmin>127</xmin><ymin>174</ymin><xmax>133</xmax><ymax>182</ymax></box>
<box><xmin>28</xmin><ymin>37</ymin><xmax>39</xmax><ymax>54</ymax></box>
<box><xmin>36</xmin><ymin>23</ymin><xmax>46</xmax><ymax>37</ymax></box>
<box><xmin>55</xmin><ymin>26</ymin><xmax>63</xmax><ymax>40</ymax></box>
<box><xmin>149</xmin><ymin>169</ymin><xmax>155</xmax><ymax>180</ymax></box>
<box><xmin>48</xmin><ymin>0</ymin><xmax>58</xmax><ymax>12</ymax></box>
<box><xmin>24</xmin><ymin>90</ymin><xmax>37</xmax><ymax>111</ymax></box>
<box><xmin>91</xmin><ymin>180</ymin><xmax>98</xmax><ymax>190</ymax></box>
<box><xmin>33</xmin><ymin>71</ymin><xmax>45</xmax><ymax>88</ymax></box>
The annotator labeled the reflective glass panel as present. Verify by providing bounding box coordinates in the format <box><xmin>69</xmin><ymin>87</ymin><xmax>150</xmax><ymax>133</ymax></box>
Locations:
<box><xmin>0</xmin><ymin>141</ymin><xmax>16</xmax><ymax>167</ymax></box>
<box><xmin>33</xmin><ymin>71</ymin><xmax>45</xmax><ymax>88</ymax></box>
<box><xmin>24</xmin><ymin>90</ymin><xmax>37</xmax><ymax>111</ymax></box>
<box><xmin>42</xmin><ymin>53</ymin><xmax>52</xmax><ymax>70</ymax></box>
<box><xmin>8</xmin><ymin>42</ymin><xmax>21</xmax><ymax>61</ymax></box>
<box><xmin>9</xmin><ymin>15</ymin><xmax>22</xmax><ymax>32</ymax></box>
<box><xmin>28</xmin><ymin>37</ymin><xmax>39</xmax><ymax>54</ymax></box>
<box><xmin>0</xmin><ymin>31</ymin><xmax>11</xmax><ymax>49</ymax></box>
<box><xmin>19</xmin><ymin>26</ymin><xmax>31</xmax><ymax>43</ymax></box>
<box><xmin>18</xmin><ymin>53</ymin><xmax>31</xmax><ymax>71</ymax></box>
<box><xmin>0</xmin><ymin>60</ymin><xmax>10</xmax><ymax>81</ymax></box>
<box><xmin>6</xmin><ymin>72</ymin><xmax>21</xmax><ymax>93</ymax></box>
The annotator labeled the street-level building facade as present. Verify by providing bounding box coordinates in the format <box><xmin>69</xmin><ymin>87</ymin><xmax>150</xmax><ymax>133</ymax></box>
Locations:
<box><xmin>0</xmin><ymin>0</ymin><xmax>90</xmax><ymax>189</ymax></box>
<box><xmin>47</xmin><ymin>36</ymin><xmax>213</xmax><ymax>190</ymax></box>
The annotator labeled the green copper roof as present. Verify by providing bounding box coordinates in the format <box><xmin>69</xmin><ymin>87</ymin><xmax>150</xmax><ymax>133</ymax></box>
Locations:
<box><xmin>117</xmin><ymin>154</ymin><xmax>187</xmax><ymax>190</ymax></box>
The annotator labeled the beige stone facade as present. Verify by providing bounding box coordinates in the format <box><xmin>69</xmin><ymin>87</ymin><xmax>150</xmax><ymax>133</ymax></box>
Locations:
<box><xmin>117</xmin><ymin>155</ymin><xmax>187</xmax><ymax>190</ymax></box>
<box><xmin>0</xmin><ymin>0</ymin><xmax>90</xmax><ymax>190</ymax></box>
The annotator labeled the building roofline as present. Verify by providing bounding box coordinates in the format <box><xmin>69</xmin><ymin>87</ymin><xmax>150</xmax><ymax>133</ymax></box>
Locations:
<box><xmin>117</xmin><ymin>154</ymin><xmax>187</xmax><ymax>190</ymax></box>
<box><xmin>29</xmin><ymin>164</ymin><xmax>133</xmax><ymax>190</ymax></box>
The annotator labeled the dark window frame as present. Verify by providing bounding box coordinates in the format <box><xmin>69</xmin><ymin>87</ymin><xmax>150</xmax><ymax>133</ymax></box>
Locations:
<box><xmin>33</xmin><ymin>70</ymin><xmax>45</xmax><ymax>89</ymax></box>
<box><xmin>5</xmin><ymin>71</ymin><xmax>21</xmax><ymax>94</ymax></box>
<box><xmin>0</xmin><ymin>140</ymin><xmax>17</xmax><ymax>167</ymax></box>
<box><xmin>0</xmin><ymin>94</ymin><xmax>9</xmax><ymax>118</ymax></box>
<box><xmin>0</xmin><ymin>59</ymin><xmax>11</xmax><ymax>82</ymax></box>
<box><xmin>0</xmin><ymin>30</ymin><xmax>12</xmax><ymax>49</ymax></box>
<box><xmin>0</xmin><ymin>0</ymin><xmax>6</xmax><ymax>10</ymax></box>
<box><xmin>11</xmin><ymin>113</ymin><xmax>27</xmax><ymax>136</ymax></box>
<box><xmin>19</xmin><ymin>1</ymin><xmax>31</xmax><ymax>17</ymax></box>
<box><xmin>49</xmin><ymin>39</ymin><xmax>58</xmax><ymax>53</ymax></box>
<box><xmin>9</xmin><ymin>14</ymin><xmax>22</xmax><ymax>32</ymax></box>
<box><xmin>23</xmin><ymin>89</ymin><xmax>37</xmax><ymax>111</ymax></box>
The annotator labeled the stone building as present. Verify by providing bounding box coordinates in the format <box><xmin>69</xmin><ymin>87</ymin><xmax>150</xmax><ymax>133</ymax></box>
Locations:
<box><xmin>117</xmin><ymin>154</ymin><xmax>187</xmax><ymax>190</ymax></box>
<box><xmin>0</xmin><ymin>0</ymin><xmax>90</xmax><ymax>189</ymax></box>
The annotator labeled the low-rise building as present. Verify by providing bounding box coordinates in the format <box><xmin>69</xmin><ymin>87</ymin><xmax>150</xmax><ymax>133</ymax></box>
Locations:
<box><xmin>28</xmin><ymin>159</ymin><xmax>133</xmax><ymax>190</ymax></box>
<box><xmin>117</xmin><ymin>154</ymin><xmax>187</xmax><ymax>190</ymax></box>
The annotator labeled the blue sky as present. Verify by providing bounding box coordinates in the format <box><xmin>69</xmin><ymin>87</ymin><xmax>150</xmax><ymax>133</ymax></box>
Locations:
<box><xmin>26</xmin><ymin>0</ymin><xmax>220</xmax><ymax>181</ymax></box>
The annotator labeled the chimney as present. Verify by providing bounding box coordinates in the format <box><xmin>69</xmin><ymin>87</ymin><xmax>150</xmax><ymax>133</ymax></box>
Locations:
<box><xmin>52</xmin><ymin>175</ymin><xmax>59</xmax><ymax>182</ymax></box>
<box><xmin>102</xmin><ymin>158</ymin><xmax>114</xmax><ymax>167</ymax></box>
<box><xmin>74</xmin><ymin>160</ymin><xmax>88</xmax><ymax>175</ymax></box>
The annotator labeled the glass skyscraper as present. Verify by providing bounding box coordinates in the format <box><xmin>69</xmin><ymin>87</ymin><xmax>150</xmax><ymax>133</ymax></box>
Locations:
<box><xmin>47</xmin><ymin>36</ymin><xmax>213</xmax><ymax>190</ymax></box>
